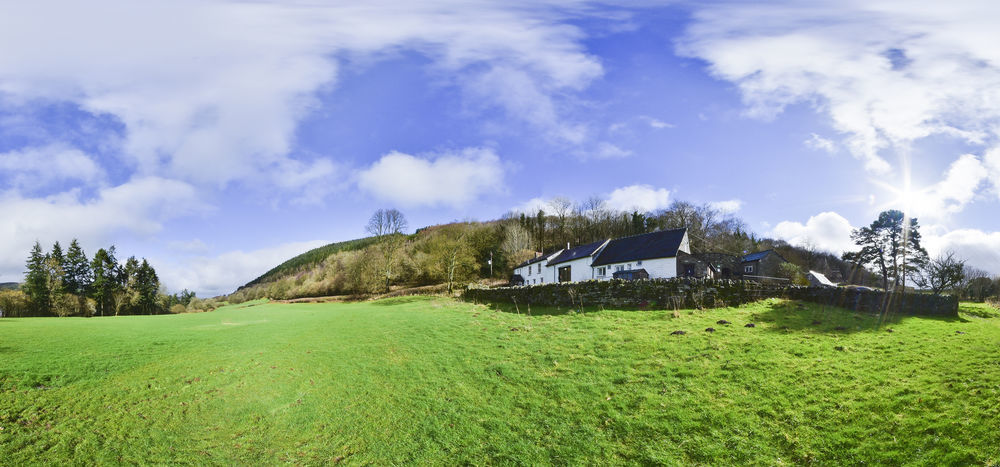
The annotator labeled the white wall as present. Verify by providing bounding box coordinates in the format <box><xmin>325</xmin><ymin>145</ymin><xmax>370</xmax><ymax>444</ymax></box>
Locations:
<box><xmin>551</xmin><ymin>256</ymin><xmax>596</xmax><ymax>283</ymax></box>
<box><xmin>679</xmin><ymin>232</ymin><xmax>691</xmax><ymax>254</ymax></box>
<box><xmin>596</xmin><ymin>257</ymin><xmax>678</xmax><ymax>280</ymax></box>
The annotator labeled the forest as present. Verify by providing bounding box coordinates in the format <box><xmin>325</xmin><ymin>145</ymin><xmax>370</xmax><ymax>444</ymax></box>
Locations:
<box><xmin>0</xmin><ymin>240</ymin><xmax>217</xmax><ymax>317</ymax></box>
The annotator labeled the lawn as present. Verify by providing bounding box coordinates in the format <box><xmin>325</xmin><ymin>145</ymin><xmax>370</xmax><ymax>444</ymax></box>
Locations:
<box><xmin>1</xmin><ymin>297</ymin><xmax>998</xmax><ymax>464</ymax></box>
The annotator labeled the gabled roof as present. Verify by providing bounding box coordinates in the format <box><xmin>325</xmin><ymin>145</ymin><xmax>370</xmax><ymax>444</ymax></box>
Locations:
<box><xmin>514</xmin><ymin>250</ymin><xmax>562</xmax><ymax>269</ymax></box>
<box><xmin>591</xmin><ymin>228</ymin><xmax>687</xmax><ymax>267</ymax></box>
<box><xmin>741</xmin><ymin>249</ymin><xmax>783</xmax><ymax>263</ymax></box>
<box><xmin>808</xmin><ymin>270</ymin><xmax>837</xmax><ymax>287</ymax></box>
<box><xmin>547</xmin><ymin>240</ymin><xmax>608</xmax><ymax>266</ymax></box>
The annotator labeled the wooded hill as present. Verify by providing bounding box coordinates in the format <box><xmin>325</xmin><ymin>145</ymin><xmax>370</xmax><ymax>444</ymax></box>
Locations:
<box><xmin>228</xmin><ymin>199</ymin><xmax>880</xmax><ymax>303</ymax></box>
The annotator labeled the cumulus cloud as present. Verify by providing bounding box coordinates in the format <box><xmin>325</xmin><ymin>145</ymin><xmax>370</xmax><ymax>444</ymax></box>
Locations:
<box><xmin>641</xmin><ymin>116</ymin><xmax>674</xmax><ymax>129</ymax></box>
<box><xmin>679</xmin><ymin>1</ymin><xmax>1000</xmax><ymax>177</ymax></box>
<box><xmin>605</xmin><ymin>184</ymin><xmax>671</xmax><ymax>212</ymax></box>
<box><xmin>357</xmin><ymin>147</ymin><xmax>505</xmax><ymax>207</ymax></box>
<box><xmin>512</xmin><ymin>197</ymin><xmax>553</xmax><ymax>215</ymax></box>
<box><xmin>0</xmin><ymin>0</ymin><xmax>605</xmax><ymax>191</ymax></box>
<box><xmin>880</xmin><ymin>154</ymin><xmax>987</xmax><ymax>220</ymax></box>
<box><xmin>709</xmin><ymin>199</ymin><xmax>743</xmax><ymax>214</ymax></box>
<box><xmin>155</xmin><ymin>240</ymin><xmax>328</xmax><ymax>296</ymax></box>
<box><xmin>0</xmin><ymin>144</ymin><xmax>104</xmax><ymax>191</ymax></box>
<box><xmin>0</xmin><ymin>177</ymin><xmax>205</xmax><ymax>281</ymax></box>
<box><xmin>771</xmin><ymin>211</ymin><xmax>855</xmax><ymax>254</ymax></box>
<box><xmin>922</xmin><ymin>228</ymin><xmax>1000</xmax><ymax>275</ymax></box>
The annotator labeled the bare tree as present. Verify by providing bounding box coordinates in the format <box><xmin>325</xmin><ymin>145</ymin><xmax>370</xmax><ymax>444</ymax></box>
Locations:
<box><xmin>366</xmin><ymin>208</ymin><xmax>408</xmax><ymax>293</ymax></box>
<box><xmin>912</xmin><ymin>251</ymin><xmax>965</xmax><ymax>295</ymax></box>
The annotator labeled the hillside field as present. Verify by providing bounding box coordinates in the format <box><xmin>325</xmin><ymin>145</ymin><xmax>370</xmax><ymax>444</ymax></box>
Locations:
<box><xmin>1</xmin><ymin>298</ymin><xmax>998</xmax><ymax>464</ymax></box>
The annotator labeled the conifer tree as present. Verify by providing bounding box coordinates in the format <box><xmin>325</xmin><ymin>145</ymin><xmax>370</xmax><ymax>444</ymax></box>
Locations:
<box><xmin>23</xmin><ymin>241</ymin><xmax>50</xmax><ymax>315</ymax></box>
<box><xmin>90</xmin><ymin>247</ymin><xmax>120</xmax><ymax>317</ymax></box>
<box><xmin>63</xmin><ymin>239</ymin><xmax>92</xmax><ymax>296</ymax></box>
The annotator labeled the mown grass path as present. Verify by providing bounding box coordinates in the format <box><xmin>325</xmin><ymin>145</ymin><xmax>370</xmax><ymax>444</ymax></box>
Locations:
<box><xmin>1</xmin><ymin>297</ymin><xmax>998</xmax><ymax>464</ymax></box>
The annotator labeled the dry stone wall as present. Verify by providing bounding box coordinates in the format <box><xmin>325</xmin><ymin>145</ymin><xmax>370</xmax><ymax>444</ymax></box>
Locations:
<box><xmin>462</xmin><ymin>279</ymin><xmax>958</xmax><ymax>317</ymax></box>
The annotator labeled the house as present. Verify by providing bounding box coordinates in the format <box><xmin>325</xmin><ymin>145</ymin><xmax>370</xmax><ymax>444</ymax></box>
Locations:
<box><xmin>808</xmin><ymin>270</ymin><xmax>837</xmax><ymax>287</ymax></box>
<box><xmin>510</xmin><ymin>228</ymin><xmax>695</xmax><ymax>286</ymax></box>
<box><xmin>739</xmin><ymin>249</ymin><xmax>789</xmax><ymax>279</ymax></box>
<box><xmin>511</xmin><ymin>249</ymin><xmax>562</xmax><ymax>286</ymax></box>
<box><xmin>677</xmin><ymin>251</ymin><xmax>716</xmax><ymax>279</ymax></box>
<box><xmin>547</xmin><ymin>240</ymin><xmax>610</xmax><ymax>282</ymax></box>
<box><xmin>694</xmin><ymin>252</ymin><xmax>740</xmax><ymax>279</ymax></box>
<box><xmin>591</xmin><ymin>228</ymin><xmax>691</xmax><ymax>281</ymax></box>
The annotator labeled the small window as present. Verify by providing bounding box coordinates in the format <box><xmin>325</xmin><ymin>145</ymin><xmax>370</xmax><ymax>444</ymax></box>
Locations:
<box><xmin>637</xmin><ymin>260</ymin><xmax>643</xmax><ymax>266</ymax></box>
<box><xmin>597</xmin><ymin>267</ymin><xmax>606</xmax><ymax>276</ymax></box>
<box><xmin>540</xmin><ymin>278</ymin><xmax>544</xmax><ymax>283</ymax></box>
<box><xmin>615</xmin><ymin>265</ymin><xmax>624</xmax><ymax>272</ymax></box>
<box><xmin>745</xmin><ymin>265</ymin><xmax>753</xmax><ymax>273</ymax></box>
<box><xmin>537</xmin><ymin>264</ymin><xmax>541</xmax><ymax>273</ymax></box>
<box><xmin>627</xmin><ymin>263</ymin><xmax>632</xmax><ymax>270</ymax></box>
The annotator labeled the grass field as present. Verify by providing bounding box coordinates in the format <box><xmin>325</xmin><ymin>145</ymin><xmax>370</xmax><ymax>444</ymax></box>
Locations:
<box><xmin>1</xmin><ymin>297</ymin><xmax>998</xmax><ymax>464</ymax></box>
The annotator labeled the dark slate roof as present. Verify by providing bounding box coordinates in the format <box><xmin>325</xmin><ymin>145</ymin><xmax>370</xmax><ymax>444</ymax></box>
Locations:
<box><xmin>591</xmin><ymin>228</ymin><xmax>687</xmax><ymax>267</ymax></box>
<box><xmin>741</xmin><ymin>249</ymin><xmax>783</xmax><ymax>263</ymax></box>
<box><xmin>546</xmin><ymin>240</ymin><xmax>608</xmax><ymax>266</ymax></box>
<box><xmin>515</xmin><ymin>252</ymin><xmax>558</xmax><ymax>269</ymax></box>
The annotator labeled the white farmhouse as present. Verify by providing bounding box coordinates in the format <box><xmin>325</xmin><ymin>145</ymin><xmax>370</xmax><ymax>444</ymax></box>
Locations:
<box><xmin>545</xmin><ymin>240</ymin><xmax>610</xmax><ymax>283</ymax></box>
<box><xmin>509</xmin><ymin>228</ymin><xmax>693</xmax><ymax>285</ymax></box>
<box><xmin>591</xmin><ymin>228</ymin><xmax>690</xmax><ymax>281</ymax></box>
<box><xmin>511</xmin><ymin>249</ymin><xmax>562</xmax><ymax>286</ymax></box>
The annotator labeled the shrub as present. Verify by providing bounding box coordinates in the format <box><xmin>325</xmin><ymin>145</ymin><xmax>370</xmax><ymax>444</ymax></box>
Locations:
<box><xmin>0</xmin><ymin>290</ymin><xmax>30</xmax><ymax>317</ymax></box>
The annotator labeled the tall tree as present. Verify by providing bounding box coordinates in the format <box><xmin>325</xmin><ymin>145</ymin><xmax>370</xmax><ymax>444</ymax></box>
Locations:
<box><xmin>366</xmin><ymin>208</ymin><xmax>408</xmax><ymax>293</ymax></box>
<box><xmin>23</xmin><ymin>241</ymin><xmax>50</xmax><ymax>315</ymax></box>
<box><xmin>135</xmin><ymin>259</ymin><xmax>160</xmax><ymax>314</ymax></box>
<box><xmin>63</xmin><ymin>239</ymin><xmax>92</xmax><ymax>297</ymax></box>
<box><xmin>842</xmin><ymin>209</ymin><xmax>929</xmax><ymax>291</ymax></box>
<box><xmin>90</xmin><ymin>247</ymin><xmax>120</xmax><ymax>317</ymax></box>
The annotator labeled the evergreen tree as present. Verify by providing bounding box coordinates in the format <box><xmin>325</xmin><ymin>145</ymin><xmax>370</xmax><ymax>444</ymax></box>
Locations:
<box><xmin>136</xmin><ymin>259</ymin><xmax>160</xmax><ymax>314</ymax></box>
<box><xmin>843</xmin><ymin>209</ymin><xmax>929</xmax><ymax>291</ymax></box>
<box><xmin>90</xmin><ymin>247</ymin><xmax>120</xmax><ymax>317</ymax></box>
<box><xmin>24</xmin><ymin>241</ymin><xmax>51</xmax><ymax>315</ymax></box>
<box><xmin>63</xmin><ymin>239</ymin><xmax>92</xmax><ymax>296</ymax></box>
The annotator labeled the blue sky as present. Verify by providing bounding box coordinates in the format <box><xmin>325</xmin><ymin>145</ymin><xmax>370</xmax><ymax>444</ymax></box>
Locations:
<box><xmin>3</xmin><ymin>1</ymin><xmax>1000</xmax><ymax>295</ymax></box>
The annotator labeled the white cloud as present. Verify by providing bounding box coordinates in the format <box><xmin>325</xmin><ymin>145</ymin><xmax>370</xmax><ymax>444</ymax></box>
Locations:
<box><xmin>709</xmin><ymin>199</ymin><xmax>743</xmax><ymax>214</ymax></box>
<box><xmin>923</xmin><ymin>228</ymin><xmax>1000</xmax><ymax>276</ymax></box>
<box><xmin>880</xmin><ymin>153</ymin><xmax>987</xmax><ymax>220</ymax></box>
<box><xmin>805</xmin><ymin>133</ymin><xmax>836</xmax><ymax>154</ymax></box>
<box><xmin>605</xmin><ymin>184</ymin><xmax>671</xmax><ymax>212</ymax></box>
<box><xmin>512</xmin><ymin>197</ymin><xmax>552</xmax><ymax>215</ymax></box>
<box><xmin>0</xmin><ymin>0</ymin><xmax>605</xmax><ymax>192</ymax></box>
<box><xmin>155</xmin><ymin>240</ymin><xmax>328</xmax><ymax>297</ymax></box>
<box><xmin>0</xmin><ymin>144</ymin><xmax>104</xmax><ymax>190</ymax></box>
<box><xmin>357</xmin><ymin>147</ymin><xmax>505</xmax><ymax>207</ymax></box>
<box><xmin>641</xmin><ymin>115</ymin><xmax>674</xmax><ymax>129</ymax></box>
<box><xmin>771</xmin><ymin>211</ymin><xmax>855</xmax><ymax>255</ymax></box>
<box><xmin>0</xmin><ymin>177</ymin><xmax>205</xmax><ymax>281</ymax></box>
<box><xmin>679</xmin><ymin>1</ymin><xmax>1000</xmax><ymax>178</ymax></box>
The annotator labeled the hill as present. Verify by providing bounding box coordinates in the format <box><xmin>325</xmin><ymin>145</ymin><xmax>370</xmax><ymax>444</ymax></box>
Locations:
<box><xmin>0</xmin><ymin>282</ymin><xmax>19</xmax><ymax>291</ymax></box>
<box><xmin>238</xmin><ymin>237</ymin><xmax>378</xmax><ymax>290</ymax></box>
<box><xmin>1</xmin><ymin>298</ymin><xmax>997</xmax><ymax>463</ymax></box>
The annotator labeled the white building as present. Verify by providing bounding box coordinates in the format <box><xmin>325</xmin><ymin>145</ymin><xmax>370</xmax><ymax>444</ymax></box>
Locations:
<box><xmin>510</xmin><ymin>228</ymin><xmax>692</xmax><ymax>285</ymax></box>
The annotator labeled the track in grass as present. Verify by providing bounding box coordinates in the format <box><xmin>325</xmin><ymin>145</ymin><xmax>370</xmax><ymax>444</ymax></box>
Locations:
<box><xmin>1</xmin><ymin>297</ymin><xmax>998</xmax><ymax>464</ymax></box>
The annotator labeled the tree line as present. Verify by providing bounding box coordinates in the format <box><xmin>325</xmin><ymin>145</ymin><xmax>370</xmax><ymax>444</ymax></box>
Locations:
<box><xmin>0</xmin><ymin>240</ymin><xmax>211</xmax><ymax>317</ymax></box>
<box><xmin>229</xmin><ymin>198</ymin><xmax>884</xmax><ymax>302</ymax></box>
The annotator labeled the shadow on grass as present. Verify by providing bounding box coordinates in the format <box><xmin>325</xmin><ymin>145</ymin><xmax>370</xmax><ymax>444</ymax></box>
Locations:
<box><xmin>754</xmin><ymin>300</ymin><xmax>968</xmax><ymax>334</ymax></box>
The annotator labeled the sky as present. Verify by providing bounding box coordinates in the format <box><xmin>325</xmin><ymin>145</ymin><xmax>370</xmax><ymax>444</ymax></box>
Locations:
<box><xmin>3</xmin><ymin>0</ymin><xmax>1000</xmax><ymax>296</ymax></box>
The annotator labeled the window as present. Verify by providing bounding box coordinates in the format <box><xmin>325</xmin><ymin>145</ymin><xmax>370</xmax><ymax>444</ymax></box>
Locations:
<box><xmin>745</xmin><ymin>265</ymin><xmax>753</xmax><ymax>273</ymax></box>
<box><xmin>627</xmin><ymin>263</ymin><xmax>632</xmax><ymax>270</ymax></box>
<box><xmin>537</xmin><ymin>264</ymin><xmax>542</xmax><ymax>273</ymax></box>
<box><xmin>596</xmin><ymin>267</ymin><xmax>606</xmax><ymax>276</ymax></box>
<box><xmin>540</xmin><ymin>278</ymin><xmax>544</xmax><ymax>283</ymax></box>
<box><xmin>615</xmin><ymin>265</ymin><xmax>624</xmax><ymax>272</ymax></box>
<box><xmin>637</xmin><ymin>260</ymin><xmax>643</xmax><ymax>266</ymax></box>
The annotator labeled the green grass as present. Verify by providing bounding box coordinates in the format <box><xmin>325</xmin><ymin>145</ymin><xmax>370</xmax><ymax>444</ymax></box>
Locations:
<box><xmin>1</xmin><ymin>298</ymin><xmax>998</xmax><ymax>464</ymax></box>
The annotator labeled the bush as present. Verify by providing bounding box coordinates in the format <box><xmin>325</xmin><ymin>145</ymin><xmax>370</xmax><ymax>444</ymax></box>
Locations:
<box><xmin>170</xmin><ymin>304</ymin><xmax>187</xmax><ymax>314</ymax></box>
<box><xmin>0</xmin><ymin>290</ymin><xmax>30</xmax><ymax>317</ymax></box>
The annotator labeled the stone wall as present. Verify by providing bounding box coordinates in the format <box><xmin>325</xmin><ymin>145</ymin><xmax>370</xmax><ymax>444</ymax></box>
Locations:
<box><xmin>462</xmin><ymin>279</ymin><xmax>958</xmax><ymax>317</ymax></box>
